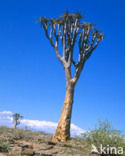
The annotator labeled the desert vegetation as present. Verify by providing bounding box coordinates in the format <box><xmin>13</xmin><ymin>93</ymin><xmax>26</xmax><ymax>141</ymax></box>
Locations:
<box><xmin>82</xmin><ymin>120</ymin><xmax>125</xmax><ymax>156</ymax></box>
<box><xmin>0</xmin><ymin>121</ymin><xmax>124</xmax><ymax>155</ymax></box>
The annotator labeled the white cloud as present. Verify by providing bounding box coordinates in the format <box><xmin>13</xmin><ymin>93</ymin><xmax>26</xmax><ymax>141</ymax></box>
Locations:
<box><xmin>0</xmin><ymin>111</ymin><xmax>13</xmax><ymax>115</ymax></box>
<box><xmin>0</xmin><ymin>110</ymin><xmax>85</xmax><ymax>136</ymax></box>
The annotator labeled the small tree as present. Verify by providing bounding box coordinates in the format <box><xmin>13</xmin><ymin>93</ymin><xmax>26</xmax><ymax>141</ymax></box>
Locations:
<box><xmin>40</xmin><ymin>11</ymin><xmax>104</xmax><ymax>142</ymax></box>
<box><xmin>12</xmin><ymin>113</ymin><xmax>23</xmax><ymax>129</ymax></box>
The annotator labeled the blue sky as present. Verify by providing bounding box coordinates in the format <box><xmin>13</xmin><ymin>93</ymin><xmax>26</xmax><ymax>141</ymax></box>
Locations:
<box><xmin>0</xmin><ymin>0</ymin><xmax>125</xmax><ymax>132</ymax></box>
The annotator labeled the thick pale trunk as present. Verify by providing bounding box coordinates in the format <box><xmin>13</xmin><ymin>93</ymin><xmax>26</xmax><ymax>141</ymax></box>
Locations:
<box><xmin>52</xmin><ymin>81</ymin><xmax>75</xmax><ymax>142</ymax></box>
<box><xmin>14</xmin><ymin>122</ymin><xmax>17</xmax><ymax>129</ymax></box>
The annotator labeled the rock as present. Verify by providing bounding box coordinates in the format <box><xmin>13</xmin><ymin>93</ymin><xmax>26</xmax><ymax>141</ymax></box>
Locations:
<box><xmin>35</xmin><ymin>151</ymin><xmax>52</xmax><ymax>156</ymax></box>
<box><xmin>39</xmin><ymin>145</ymin><xmax>53</xmax><ymax>150</ymax></box>
<box><xmin>0</xmin><ymin>127</ymin><xmax>91</xmax><ymax>156</ymax></box>
<box><xmin>0</xmin><ymin>146</ymin><xmax>8</xmax><ymax>152</ymax></box>
<box><xmin>22</xmin><ymin>144</ymin><xmax>33</xmax><ymax>150</ymax></box>
<box><xmin>22</xmin><ymin>148</ymin><xmax>35</xmax><ymax>155</ymax></box>
<box><xmin>0</xmin><ymin>153</ymin><xmax>6</xmax><ymax>156</ymax></box>
<box><xmin>8</xmin><ymin>139</ymin><xmax>15</xmax><ymax>144</ymax></box>
<box><xmin>8</xmin><ymin>146</ymin><xmax>22</xmax><ymax>156</ymax></box>
<box><xmin>47</xmin><ymin>141</ymin><xmax>56</xmax><ymax>146</ymax></box>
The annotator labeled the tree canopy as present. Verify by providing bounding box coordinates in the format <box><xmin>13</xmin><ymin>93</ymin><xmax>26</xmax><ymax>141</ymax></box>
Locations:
<box><xmin>40</xmin><ymin>11</ymin><xmax>103</xmax><ymax>82</ymax></box>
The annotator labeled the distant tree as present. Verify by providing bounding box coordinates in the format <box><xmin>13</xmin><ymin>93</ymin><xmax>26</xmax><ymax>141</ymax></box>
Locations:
<box><xmin>12</xmin><ymin>113</ymin><xmax>23</xmax><ymax>129</ymax></box>
<box><xmin>39</xmin><ymin>11</ymin><xmax>104</xmax><ymax>142</ymax></box>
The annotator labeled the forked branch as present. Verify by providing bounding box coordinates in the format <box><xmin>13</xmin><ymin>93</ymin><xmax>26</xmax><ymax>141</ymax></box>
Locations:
<box><xmin>40</xmin><ymin>11</ymin><xmax>104</xmax><ymax>83</ymax></box>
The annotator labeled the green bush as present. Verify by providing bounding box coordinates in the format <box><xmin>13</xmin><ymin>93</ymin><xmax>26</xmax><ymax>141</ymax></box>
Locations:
<box><xmin>0</xmin><ymin>139</ymin><xmax>10</xmax><ymax>152</ymax></box>
<box><xmin>82</xmin><ymin>120</ymin><xmax>125</xmax><ymax>156</ymax></box>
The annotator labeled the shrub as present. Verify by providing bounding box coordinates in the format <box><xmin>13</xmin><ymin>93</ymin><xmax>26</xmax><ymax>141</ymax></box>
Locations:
<box><xmin>0</xmin><ymin>139</ymin><xmax>10</xmax><ymax>152</ymax></box>
<box><xmin>82</xmin><ymin>120</ymin><xmax>125</xmax><ymax>156</ymax></box>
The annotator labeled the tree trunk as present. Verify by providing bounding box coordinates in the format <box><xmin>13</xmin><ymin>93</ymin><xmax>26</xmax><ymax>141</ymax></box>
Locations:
<box><xmin>14</xmin><ymin>122</ymin><xmax>17</xmax><ymax>129</ymax></box>
<box><xmin>52</xmin><ymin>77</ymin><xmax>75</xmax><ymax>142</ymax></box>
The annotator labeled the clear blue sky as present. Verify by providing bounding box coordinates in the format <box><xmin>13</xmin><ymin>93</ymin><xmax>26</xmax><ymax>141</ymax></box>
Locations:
<box><xmin>0</xmin><ymin>0</ymin><xmax>125</xmax><ymax>131</ymax></box>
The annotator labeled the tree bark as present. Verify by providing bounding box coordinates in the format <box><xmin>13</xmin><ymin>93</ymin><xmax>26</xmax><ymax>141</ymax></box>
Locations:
<box><xmin>52</xmin><ymin>69</ymin><xmax>75</xmax><ymax>142</ymax></box>
<box><xmin>14</xmin><ymin>122</ymin><xmax>17</xmax><ymax>129</ymax></box>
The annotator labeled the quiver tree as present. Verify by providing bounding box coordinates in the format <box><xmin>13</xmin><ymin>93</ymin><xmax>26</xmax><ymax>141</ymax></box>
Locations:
<box><xmin>12</xmin><ymin>113</ymin><xmax>23</xmax><ymax>129</ymax></box>
<box><xmin>40</xmin><ymin>11</ymin><xmax>104</xmax><ymax>142</ymax></box>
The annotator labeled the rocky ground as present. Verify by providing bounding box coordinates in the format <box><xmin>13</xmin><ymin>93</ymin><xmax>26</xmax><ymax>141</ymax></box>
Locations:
<box><xmin>0</xmin><ymin>126</ymin><xmax>96</xmax><ymax>156</ymax></box>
